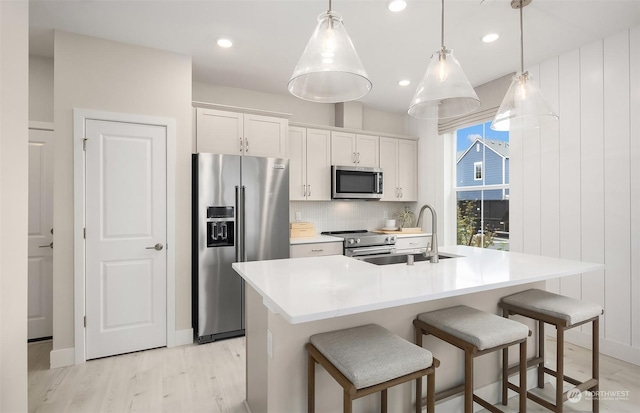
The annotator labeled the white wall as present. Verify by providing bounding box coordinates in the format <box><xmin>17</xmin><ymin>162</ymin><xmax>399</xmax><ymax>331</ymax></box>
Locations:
<box><xmin>419</xmin><ymin>25</ymin><xmax>640</xmax><ymax>365</ymax></box>
<box><xmin>52</xmin><ymin>32</ymin><xmax>192</xmax><ymax>358</ymax></box>
<box><xmin>29</xmin><ymin>55</ymin><xmax>54</xmax><ymax>122</ymax></box>
<box><xmin>0</xmin><ymin>1</ymin><xmax>29</xmax><ymax>410</ymax></box>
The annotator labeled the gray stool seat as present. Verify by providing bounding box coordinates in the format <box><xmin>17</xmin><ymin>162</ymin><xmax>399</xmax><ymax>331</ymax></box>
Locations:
<box><xmin>501</xmin><ymin>288</ymin><xmax>603</xmax><ymax>326</ymax></box>
<box><xmin>310</xmin><ymin>323</ymin><xmax>433</xmax><ymax>389</ymax></box>
<box><xmin>417</xmin><ymin>305</ymin><xmax>529</xmax><ymax>350</ymax></box>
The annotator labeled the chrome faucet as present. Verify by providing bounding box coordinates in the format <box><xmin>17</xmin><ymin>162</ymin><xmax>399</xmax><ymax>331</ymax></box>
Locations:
<box><xmin>416</xmin><ymin>204</ymin><xmax>439</xmax><ymax>263</ymax></box>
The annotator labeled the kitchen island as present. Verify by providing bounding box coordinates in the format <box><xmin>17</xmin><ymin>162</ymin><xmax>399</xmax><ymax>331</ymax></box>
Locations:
<box><xmin>232</xmin><ymin>246</ymin><xmax>603</xmax><ymax>413</ymax></box>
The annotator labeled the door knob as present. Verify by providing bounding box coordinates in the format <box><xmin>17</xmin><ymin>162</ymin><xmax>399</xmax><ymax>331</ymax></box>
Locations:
<box><xmin>146</xmin><ymin>243</ymin><xmax>164</xmax><ymax>251</ymax></box>
<box><xmin>39</xmin><ymin>242</ymin><xmax>53</xmax><ymax>249</ymax></box>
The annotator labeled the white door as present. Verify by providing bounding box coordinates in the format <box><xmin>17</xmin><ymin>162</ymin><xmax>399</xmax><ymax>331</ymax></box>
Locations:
<box><xmin>85</xmin><ymin>119</ymin><xmax>167</xmax><ymax>360</ymax></box>
<box><xmin>28</xmin><ymin>128</ymin><xmax>54</xmax><ymax>340</ymax></box>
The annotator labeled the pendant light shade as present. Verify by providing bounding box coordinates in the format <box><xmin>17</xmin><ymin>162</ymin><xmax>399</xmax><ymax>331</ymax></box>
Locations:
<box><xmin>408</xmin><ymin>0</ymin><xmax>480</xmax><ymax>119</ymax></box>
<box><xmin>288</xmin><ymin>9</ymin><xmax>372</xmax><ymax>103</ymax></box>
<box><xmin>491</xmin><ymin>0</ymin><xmax>558</xmax><ymax>131</ymax></box>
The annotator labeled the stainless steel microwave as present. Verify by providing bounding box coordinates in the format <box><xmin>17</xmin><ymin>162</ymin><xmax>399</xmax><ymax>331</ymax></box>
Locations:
<box><xmin>331</xmin><ymin>165</ymin><xmax>383</xmax><ymax>200</ymax></box>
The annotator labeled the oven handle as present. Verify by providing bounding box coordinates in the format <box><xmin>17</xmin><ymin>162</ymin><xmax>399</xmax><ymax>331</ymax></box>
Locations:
<box><xmin>346</xmin><ymin>246</ymin><xmax>396</xmax><ymax>257</ymax></box>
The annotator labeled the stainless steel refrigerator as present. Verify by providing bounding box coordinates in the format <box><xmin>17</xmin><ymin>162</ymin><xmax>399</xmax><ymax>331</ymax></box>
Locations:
<box><xmin>192</xmin><ymin>153</ymin><xmax>289</xmax><ymax>343</ymax></box>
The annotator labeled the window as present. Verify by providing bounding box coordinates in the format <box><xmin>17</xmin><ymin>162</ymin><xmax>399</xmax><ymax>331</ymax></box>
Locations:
<box><xmin>474</xmin><ymin>162</ymin><xmax>482</xmax><ymax>180</ymax></box>
<box><xmin>455</xmin><ymin>121</ymin><xmax>509</xmax><ymax>250</ymax></box>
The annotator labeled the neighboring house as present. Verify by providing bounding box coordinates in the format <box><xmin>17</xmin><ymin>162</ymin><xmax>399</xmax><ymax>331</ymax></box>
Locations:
<box><xmin>456</xmin><ymin>138</ymin><xmax>509</xmax><ymax>201</ymax></box>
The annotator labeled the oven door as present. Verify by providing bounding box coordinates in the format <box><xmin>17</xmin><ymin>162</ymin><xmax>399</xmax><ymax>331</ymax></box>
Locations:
<box><xmin>345</xmin><ymin>245</ymin><xmax>396</xmax><ymax>258</ymax></box>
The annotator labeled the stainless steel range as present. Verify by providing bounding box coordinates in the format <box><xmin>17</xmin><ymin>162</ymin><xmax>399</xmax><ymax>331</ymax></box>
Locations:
<box><xmin>321</xmin><ymin>230</ymin><xmax>397</xmax><ymax>258</ymax></box>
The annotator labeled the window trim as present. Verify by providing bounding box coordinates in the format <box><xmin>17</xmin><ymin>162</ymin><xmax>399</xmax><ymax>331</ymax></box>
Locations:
<box><xmin>474</xmin><ymin>161</ymin><xmax>483</xmax><ymax>181</ymax></box>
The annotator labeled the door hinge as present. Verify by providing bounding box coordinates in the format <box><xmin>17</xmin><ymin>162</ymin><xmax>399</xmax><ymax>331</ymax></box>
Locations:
<box><xmin>82</xmin><ymin>138</ymin><xmax>88</xmax><ymax>151</ymax></box>
<box><xmin>84</xmin><ymin>316</ymin><xmax>86</xmax><ymax>328</ymax></box>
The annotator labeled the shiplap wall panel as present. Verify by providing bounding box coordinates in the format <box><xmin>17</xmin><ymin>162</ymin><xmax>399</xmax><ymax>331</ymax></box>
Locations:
<box><xmin>630</xmin><ymin>26</ymin><xmax>640</xmax><ymax>349</ymax></box>
<box><xmin>522</xmin><ymin>65</ymin><xmax>542</xmax><ymax>256</ymax></box>
<box><xmin>509</xmin><ymin>103</ymin><xmax>524</xmax><ymax>253</ymax></box>
<box><xmin>540</xmin><ymin>57</ymin><xmax>561</xmax><ymax>293</ymax></box>
<box><xmin>558</xmin><ymin>49</ymin><xmax>582</xmax><ymax>300</ymax></box>
<box><xmin>579</xmin><ymin>40</ymin><xmax>606</xmax><ymax>337</ymax></box>
<box><xmin>603</xmin><ymin>31</ymin><xmax>631</xmax><ymax>345</ymax></box>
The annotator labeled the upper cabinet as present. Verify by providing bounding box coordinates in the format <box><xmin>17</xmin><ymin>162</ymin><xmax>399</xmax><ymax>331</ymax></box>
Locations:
<box><xmin>330</xmin><ymin>131</ymin><xmax>379</xmax><ymax>168</ymax></box>
<box><xmin>289</xmin><ymin>127</ymin><xmax>331</xmax><ymax>201</ymax></box>
<box><xmin>380</xmin><ymin>137</ymin><xmax>417</xmax><ymax>201</ymax></box>
<box><xmin>196</xmin><ymin>108</ymin><xmax>287</xmax><ymax>158</ymax></box>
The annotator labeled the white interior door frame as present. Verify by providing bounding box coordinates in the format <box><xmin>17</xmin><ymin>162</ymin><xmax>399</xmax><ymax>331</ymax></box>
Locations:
<box><xmin>73</xmin><ymin>109</ymin><xmax>176</xmax><ymax>364</ymax></box>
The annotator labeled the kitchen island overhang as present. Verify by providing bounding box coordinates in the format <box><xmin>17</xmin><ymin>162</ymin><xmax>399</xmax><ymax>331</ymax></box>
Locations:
<box><xmin>232</xmin><ymin>246</ymin><xmax>604</xmax><ymax>413</ymax></box>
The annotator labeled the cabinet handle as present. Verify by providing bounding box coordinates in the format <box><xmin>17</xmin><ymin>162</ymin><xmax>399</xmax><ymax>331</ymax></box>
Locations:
<box><xmin>311</xmin><ymin>249</ymin><xmax>324</xmax><ymax>253</ymax></box>
<box><xmin>303</xmin><ymin>185</ymin><xmax>307</xmax><ymax>197</ymax></box>
<box><xmin>239</xmin><ymin>137</ymin><xmax>243</xmax><ymax>152</ymax></box>
<box><xmin>400</xmin><ymin>187</ymin><xmax>403</xmax><ymax>198</ymax></box>
<box><xmin>245</xmin><ymin>138</ymin><xmax>249</xmax><ymax>153</ymax></box>
<box><xmin>352</xmin><ymin>152</ymin><xmax>356</xmax><ymax>164</ymax></box>
<box><xmin>357</xmin><ymin>152</ymin><xmax>361</xmax><ymax>164</ymax></box>
<box><xmin>395</xmin><ymin>187</ymin><xmax>399</xmax><ymax>198</ymax></box>
<box><xmin>307</xmin><ymin>185</ymin><xmax>311</xmax><ymax>197</ymax></box>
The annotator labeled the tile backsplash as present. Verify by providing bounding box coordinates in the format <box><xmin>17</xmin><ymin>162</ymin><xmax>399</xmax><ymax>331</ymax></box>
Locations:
<box><xmin>290</xmin><ymin>201</ymin><xmax>417</xmax><ymax>233</ymax></box>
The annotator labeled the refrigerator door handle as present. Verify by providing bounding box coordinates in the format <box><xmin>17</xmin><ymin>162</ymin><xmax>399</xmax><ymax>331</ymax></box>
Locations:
<box><xmin>241</xmin><ymin>185</ymin><xmax>247</xmax><ymax>262</ymax></box>
<box><xmin>235</xmin><ymin>185</ymin><xmax>243</xmax><ymax>263</ymax></box>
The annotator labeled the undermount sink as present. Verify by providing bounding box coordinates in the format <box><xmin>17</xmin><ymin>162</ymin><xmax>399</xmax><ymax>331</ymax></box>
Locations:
<box><xmin>359</xmin><ymin>254</ymin><xmax>456</xmax><ymax>266</ymax></box>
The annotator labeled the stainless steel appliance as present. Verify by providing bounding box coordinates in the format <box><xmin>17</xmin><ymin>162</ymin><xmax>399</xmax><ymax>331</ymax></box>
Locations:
<box><xmin>331</xmin><ymin>165</ymin><xmax>383</xmax><ymax>200</ymax></box>
<box><xmin>321</xmin><ymin>230</ymin><xmax>396</xmax><ymax>257</ymax></box>
<box><xmin>192</xmin><ymin>153</ymin><xmax>289</xmax><ymax>343</ymax></box>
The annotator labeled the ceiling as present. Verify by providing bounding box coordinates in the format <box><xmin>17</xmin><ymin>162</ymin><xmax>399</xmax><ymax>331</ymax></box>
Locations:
<box><xmin>29</xmin><ymin>0</ymin><xmax>640</xmax><ymax>114</ymax></box>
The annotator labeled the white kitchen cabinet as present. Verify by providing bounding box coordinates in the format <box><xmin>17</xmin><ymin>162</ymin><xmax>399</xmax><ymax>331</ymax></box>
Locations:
<box><xmin>380</xmin><ymin>137</ymin><xmax>417</xmax><ymax>201</ymax></box>
<box><xmin>331</xmin><ymin>131</ymin><xmax>379</xmax><ymax>167</ymax></box>
<box><xmin>289</xmin><ymin>127</ymin><xmax>331</xmax><ymax>201</ymax></box>
<box><xmin>394</xmin><ymin>235</ymin><xmax>429</xmax><ymax>254</ymax></box>
<box><xmin>196</xmin><ymin>108</ymin><xmax>287</xmax><ymax>158</ymax></box>
<box><xmin>290</xmin><ymin>241</ymin><xmax>343</xmax><ymax>258</ymax></box>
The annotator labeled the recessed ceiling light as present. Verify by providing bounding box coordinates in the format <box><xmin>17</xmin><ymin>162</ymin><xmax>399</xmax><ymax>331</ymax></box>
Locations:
<box><xmin>482</xmin><ymin>33</ymin><xmax>499</xmax><ymax>43</ymax></box>
<box><xmin>387</xmin><ymin>0</ymin><xmax>407</xmax><ymax>12</ymax></box>
<box><xmin>398</xmin><ymin>79</ymin><xmax>411</xmax><ymax>86</ymax></box>
<box><xmin>217</xmin><ymin>38</ymin><xmax>233</xmax><ymax>48</ymax></box>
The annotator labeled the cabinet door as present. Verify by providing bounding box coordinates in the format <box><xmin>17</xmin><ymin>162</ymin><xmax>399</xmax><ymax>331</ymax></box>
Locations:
<box><xmin>355</xmin><ymin>134</ymin><xmax>379</xmax><ymax>167</ymax></box>
<box><xmin>379</xmin><ymin>137</ymin><xmax>399</xmax><ymax>201</ymax></box>
<box><xmin>196</xmin><ymin>108</ymin><xmax>243</xmax><ymax>154</ymax></box>
<box><xmin>244</xmin><ymin>114</ymin><xmax>287</xmax><ymax>158</ymax></box>
<box><xmin>331</xmin><ymin>131</ymin><xmax>356</xmax><ymax>165</ymax></box>
<box><xmin>289</xmin><ymin>127</ymin><xmax>307</xmax><ymax>201</ymax></box>
<box><xmin>398</xmin><ymin>139</ymin><xmax>418</xmax><ymax>201</ymax></box>
<box><xmin>290</xmin><ymin>242</ymin><xmax>343</xmax><ymax>258</ymax></box>
<box><xmin>305</xmin><ymin>129</ymin><xmax>331</xmax><ymax>201</ymax></box>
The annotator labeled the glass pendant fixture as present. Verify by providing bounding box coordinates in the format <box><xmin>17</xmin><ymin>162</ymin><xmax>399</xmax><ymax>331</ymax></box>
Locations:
<box><xmin>288</xmin><ymin>0</ymin><xmax>372</xmax><ymax>103</ymax></box>
<box><xmin>408</xmin><ymin>0</ymin><xmax>480</xmax><ymax>119</ymax></box>
<box><xmin>491</xmin><ymin>0</ymin><xmax>558</xmax><ymax>131</ymax></box>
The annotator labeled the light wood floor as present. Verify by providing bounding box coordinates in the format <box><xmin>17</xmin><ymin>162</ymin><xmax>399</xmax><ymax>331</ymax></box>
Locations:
<box><xmin>29</xmin><ymin>337</ymin><xmax>639</xmax><ymax>413</ymax></box>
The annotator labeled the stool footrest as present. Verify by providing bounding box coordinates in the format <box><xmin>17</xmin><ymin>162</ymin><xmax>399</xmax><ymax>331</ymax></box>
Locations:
<box><xmin>506</xmin><ymin>356</ymin><xmax>544</xmax><ymax>376</ymax></box>
<box><xmin>542</xmin><ymin>366</ymin><xmax>597</xmax><ymax>389</ymax></box>
<box><xmin>526</xmin><ymin>390</ymin><xmax>557</xmax><ymax>411</ymax></box>
<box><xmin>473</xmin><ymin>394</ymin><xmax>504</xmax><ymax>413</ymax></box>
<box><xmin>434</xmin><ymin>383</ymin><xmax>465</xmax><ymax>402</ymax></box>
<box><xmin>562</xmin><ymin>378</ymin><xmax>599</xmax><ymax>402</ymax></box>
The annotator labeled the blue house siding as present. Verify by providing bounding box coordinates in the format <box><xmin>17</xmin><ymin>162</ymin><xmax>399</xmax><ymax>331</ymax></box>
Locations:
<box><xmin>456</xmin><ymin>139</ymin><xmax>509</xmax><ymax>201</ymax></box>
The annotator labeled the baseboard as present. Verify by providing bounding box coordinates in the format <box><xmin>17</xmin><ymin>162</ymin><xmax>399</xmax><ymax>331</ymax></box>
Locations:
<box><xmin>563</xmin><ymin>330</ymin><xmax>640</xmax><ymax>366</ymax></box>
<box><xmin>173</xmin><ymin>328</ymin><xmax>194</xmax><ymax>347</ymax></box>
<box><xmin>49</xmin><ymin>347</ymin><xmax>75</xmax><ymax>369</ymax></box>
<box><xmin>435</xmin><ymin>368</ymin><xmax>539</xmax><ymax>412</ymax></box>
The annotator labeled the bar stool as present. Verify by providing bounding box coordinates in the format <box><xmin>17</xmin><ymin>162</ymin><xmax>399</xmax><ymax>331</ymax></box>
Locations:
<box><xmin>414</xmin><ymin>305</ymin><xmax>530</xmax><ymax>413</ymax></box>
<box><xmin>306</xmin><ymin>323</ymin><xmax>439</xmax><ymax>413</ymax></box>
<box><xmin>500</xmin><ymin>289</ymin><xmax>603</xmax><ymax>413</ymax></box>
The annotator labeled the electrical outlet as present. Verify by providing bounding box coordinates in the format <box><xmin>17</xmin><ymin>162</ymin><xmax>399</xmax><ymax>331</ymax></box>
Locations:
<box><xmin>295</xmin><ymin>211</ymin><xmax>302</xmax><ymax>221</ymax></box>
<box><xmin>267</xmin><ymin>329</ymin><xmax>273</xmax><ymax>358</ymax></box>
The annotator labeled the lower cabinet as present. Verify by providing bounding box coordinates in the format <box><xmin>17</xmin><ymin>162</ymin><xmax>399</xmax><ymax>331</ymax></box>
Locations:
<box><xmin>290</xmin><ymin>242</ymin><xmax>343</xmax><ymax>258</ymax></box>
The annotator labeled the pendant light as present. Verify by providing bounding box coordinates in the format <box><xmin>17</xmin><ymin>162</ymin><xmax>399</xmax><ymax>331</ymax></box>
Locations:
<box><xmin>288</xmin><ymin>0</ymin><xmax>372</xmax><ymax>103</ymax></box>
<box><xmin>491</xmin><ymin>0</ymin><xmax>558</xmax><ymax>131</ymax></box>
<box><xmin>408</xmin><ymin>0</ymin><xmax>480</xmax><ymax>119</ymax></box>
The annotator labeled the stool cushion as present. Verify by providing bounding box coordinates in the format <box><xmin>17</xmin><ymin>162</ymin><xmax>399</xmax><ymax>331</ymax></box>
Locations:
<box><xmin>309</xmin><ymin>324</ymin><xmax>433</xmax><ymax>390</ymax></box>
<box><xmin>417</xmin><ymin>305</ymin><xmax>529</xmax><ymax>351</ymax></box>
<box><xmin>501</xmin><ymin>289</ymin><xmax>603</xmax><ymax>326</ymax></box>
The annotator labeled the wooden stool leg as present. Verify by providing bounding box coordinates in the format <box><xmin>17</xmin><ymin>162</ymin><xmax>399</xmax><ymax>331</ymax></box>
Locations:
<box><xmin>464</xmin><ymin>351</ymin><xmax>474</xmax><ymax>413</ymax></box>
<box><xmin>308</xmin><ymin>353</ymin><xmax>315</xmax><ymax>413</ymax></box>
<box><xmin>556</xmin><ymin>327</ymin><xmax>564</xmax><ymax>413</ymax></box>
<box><xmin>593</xmin><ymin>318</ymin><xmax>600</xmax><ymax>413</ymax></box>
<box><xmin>519</xmin><ymin>339</ymin><xmax>527</xmax><ymax>413</ymax></box>
<box><xmin>502</xmin><ymin>346</ymin><xmax>509</xmax><ymax>405</ymax></box>
<box><xmin>416</xmin><ymin>376</ymin><xmax>422</xmax><ymax>413</ymax></box>
<box><xmin>344</xmin><ymin>389</ymin><xmax>352</xmax><ymax>413</ymax></box>
<box><xmin>427</xmin><ymin>369</ymin><xmax>435</xmax><ymax>413</ymax></box>
<box><xmin>538</xmin><ymin>320</ymin><xmax>545</xmax><ymax>389</ymax></box>
<box><xmin>381</xmin><ymin>389</ymin><xmax>387</xmax><ymax>413</ymax></box>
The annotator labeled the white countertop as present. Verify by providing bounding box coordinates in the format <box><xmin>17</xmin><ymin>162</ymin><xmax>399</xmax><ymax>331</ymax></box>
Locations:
<box><xmin>232</xmin><ymin>246</ymin><xmax>604</xmax><ymax>324</ymax></box>
<box><xmin>289</xmin><ymin>235</ymin><xmax>343</xmax><ymax>245</ymax></box>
